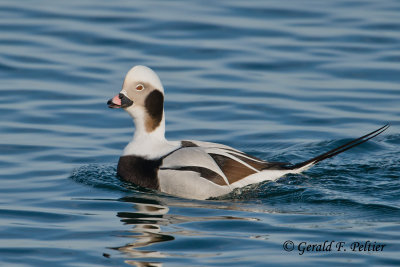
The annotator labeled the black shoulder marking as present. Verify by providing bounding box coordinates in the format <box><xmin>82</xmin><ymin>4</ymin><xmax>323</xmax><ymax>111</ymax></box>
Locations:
<box><xmin>117</xmin><ymin>155</ymin><xmax>162</xmax><ymax>190</ymax></box>
<box><xmin>145</xmin><ymin>90</ymin><xmax>164</xmax><ymax>131</ymax></box>
<box><xmin>161</xmin><ymin>166</ymin><xmax>226</xmax><ymax>186</ymax></box>
<box><xmin>181</xmin><ymin>141</ymin><xmax>199</xmax><ymax>147</ymax></box>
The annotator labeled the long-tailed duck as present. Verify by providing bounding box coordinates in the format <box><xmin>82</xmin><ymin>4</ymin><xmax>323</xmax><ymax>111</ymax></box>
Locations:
<box><xmin>107</xmin><ymin>65</ymin><xmax>389</xmax><ymax>200</ymax></box>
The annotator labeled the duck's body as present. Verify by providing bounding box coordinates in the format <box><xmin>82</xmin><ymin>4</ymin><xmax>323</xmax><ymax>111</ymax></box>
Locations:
<box><xmin>108</xmin><ymin>66</ymin><xmax>388</xmax><ymax>200</ymax></box>
<box><xmin>117</xmin><ymin>139</ymin><xmax>306</xmax><ymax>200</ymax></box>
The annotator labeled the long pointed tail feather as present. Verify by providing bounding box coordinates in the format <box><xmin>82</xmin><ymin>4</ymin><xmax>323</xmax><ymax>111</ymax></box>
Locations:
<box><xmin>291</xmin><ymin>124</ymin><xmax>390</xmax><ymax>170</ymax></box>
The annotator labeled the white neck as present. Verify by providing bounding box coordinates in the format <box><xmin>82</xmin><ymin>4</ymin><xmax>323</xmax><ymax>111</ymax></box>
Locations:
<box><xmin>123</xmin><ymin>106</ymin><xmax>178</xmax><ymax>159</ymax></box>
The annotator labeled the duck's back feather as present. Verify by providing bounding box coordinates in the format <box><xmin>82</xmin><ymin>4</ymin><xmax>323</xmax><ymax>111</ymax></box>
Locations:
<box><xmin>156</xmin><ymin>140</ymin><xmax>291</xmax><ymax>199</ymax></box>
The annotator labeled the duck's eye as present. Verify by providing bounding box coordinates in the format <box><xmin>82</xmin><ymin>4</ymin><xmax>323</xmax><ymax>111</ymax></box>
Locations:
<box><xmin>136</xmin><ymin>84</ymin><xmax>144</xmax><ymax>91</ymax></box>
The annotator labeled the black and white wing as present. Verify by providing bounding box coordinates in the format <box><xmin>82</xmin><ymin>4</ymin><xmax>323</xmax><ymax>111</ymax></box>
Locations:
<box><xmin>157</xmin><ymin>140</ymin><xmax>290</xmax><ymax>199</ymax></box>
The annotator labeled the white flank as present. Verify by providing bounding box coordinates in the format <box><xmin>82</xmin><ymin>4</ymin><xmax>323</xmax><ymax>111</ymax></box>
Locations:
<box><xmin>158</xmin><ymin>169</ymin><xmax>231</xmax><ymax>200</ymax></box>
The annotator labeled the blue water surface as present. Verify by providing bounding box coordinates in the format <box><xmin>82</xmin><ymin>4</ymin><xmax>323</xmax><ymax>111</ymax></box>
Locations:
<box><xmin>1</xmin><ymin>0</ymin><xmax>400</xmax><ymax>266</ymax></box>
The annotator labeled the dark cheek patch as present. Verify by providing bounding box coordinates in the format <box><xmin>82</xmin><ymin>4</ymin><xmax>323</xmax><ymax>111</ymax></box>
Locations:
<box><xmin>144</xmin><ymin>90</ymin><xmax>164</xmax><ymax>132</ymax></box>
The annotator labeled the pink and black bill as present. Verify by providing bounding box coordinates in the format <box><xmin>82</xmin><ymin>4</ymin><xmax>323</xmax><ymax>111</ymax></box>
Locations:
<box><xmin>107</xmin><ymin>93</ymin><xmax>133</xmax><ymax>109</ymax></box>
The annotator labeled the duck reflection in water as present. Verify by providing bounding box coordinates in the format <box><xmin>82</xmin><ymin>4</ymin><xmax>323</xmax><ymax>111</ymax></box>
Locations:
<box><xmin>110</xmin><ymin>194</ymin><xmax>259</xmax><ymax>267</ymax></box>
<box><xmin>112</xmin><ymin>196</ymin><xmax>173</xmax><ymax>267</ymax></box>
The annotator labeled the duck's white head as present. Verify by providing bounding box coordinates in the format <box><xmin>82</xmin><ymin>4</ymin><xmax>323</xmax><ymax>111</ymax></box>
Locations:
<box><xmin>108</xmin><ymin>65</ymin><xmax>165</xmax><ymax>137</ymax></box>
